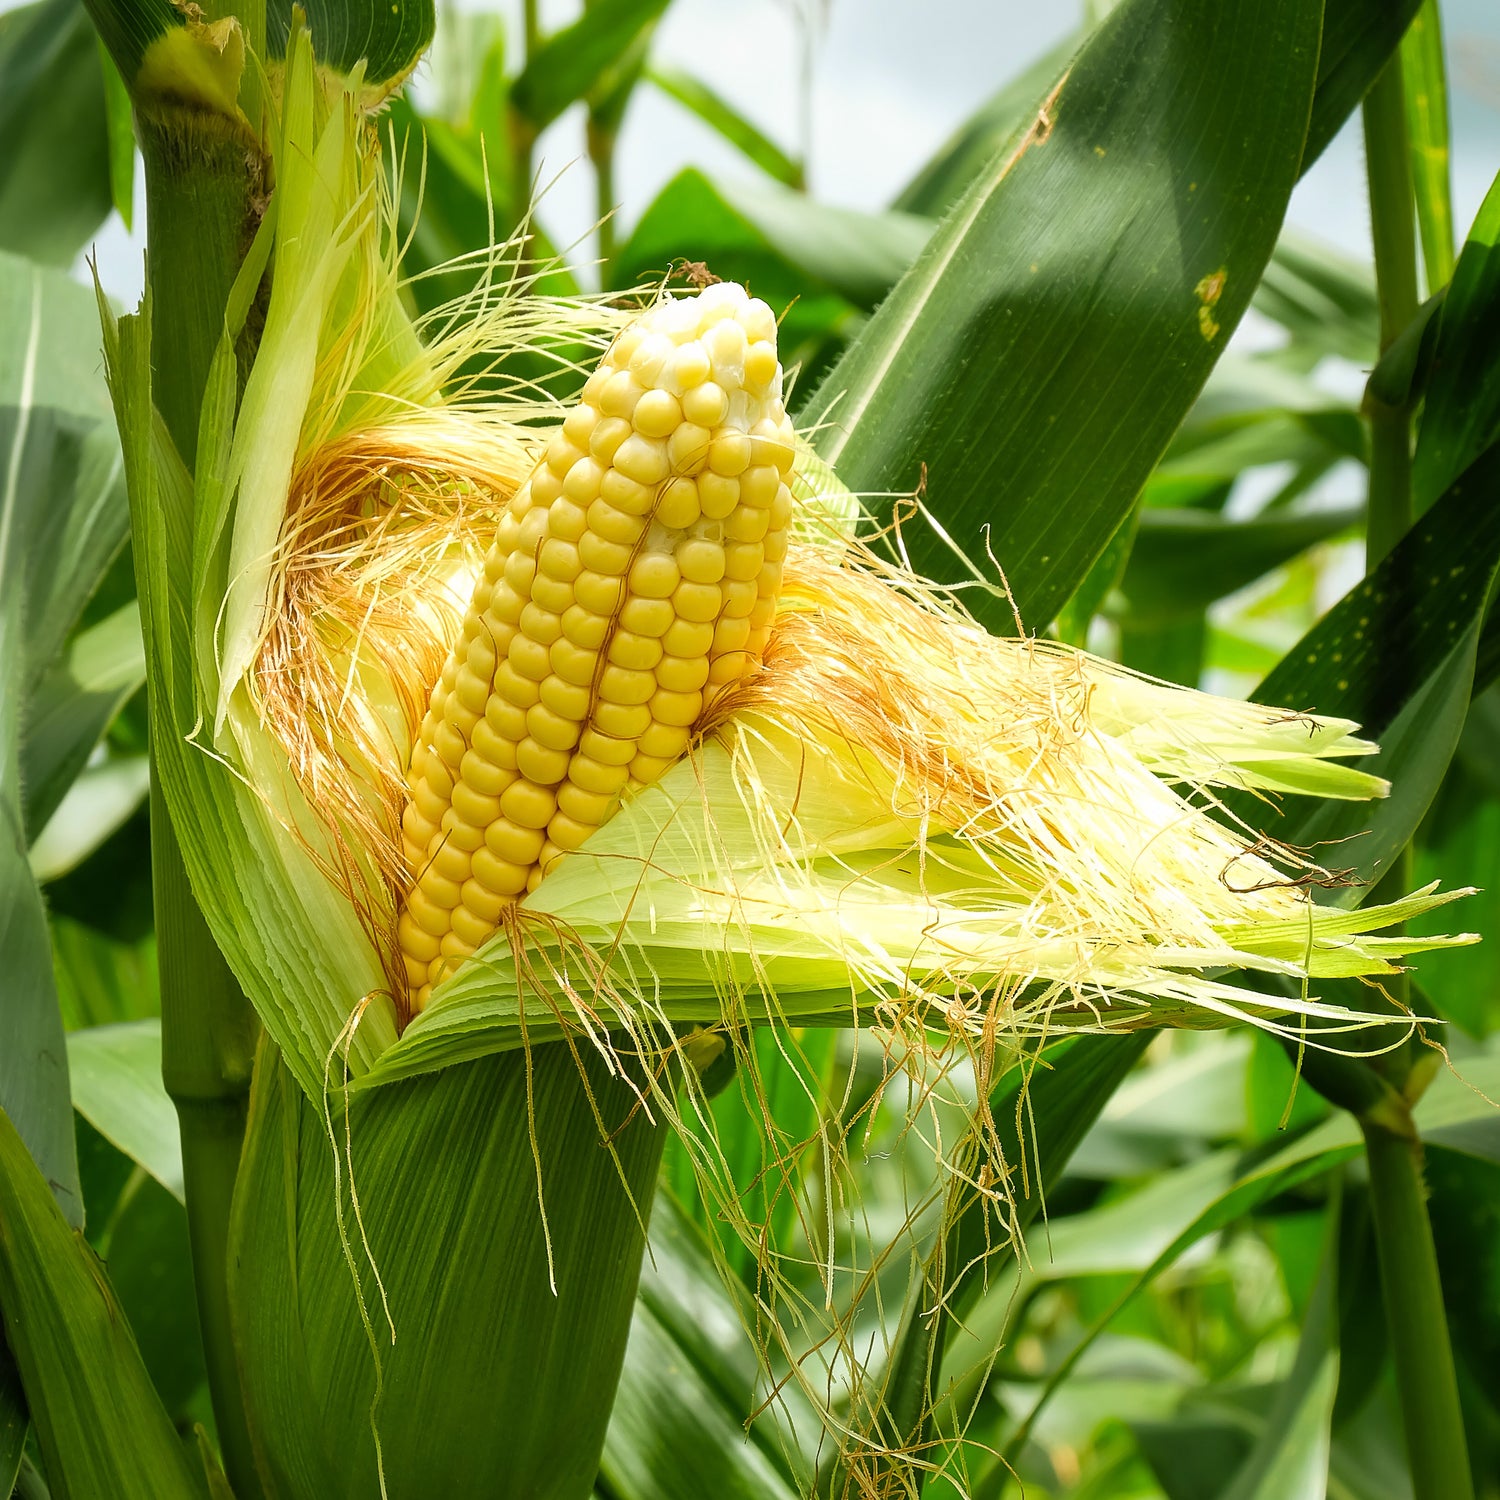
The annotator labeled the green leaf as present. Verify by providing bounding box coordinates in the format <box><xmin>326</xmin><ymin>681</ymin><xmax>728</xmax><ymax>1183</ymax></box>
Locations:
<box><xmin>603</xmin><ymin>1197</ymin><xmax>804</xmax><ymax>1500</ymax></box>
<box><xmin>1251</xmin><ymin>230</ymin><xmax>1379</xmax><ymax>366</ymax></box>
<box><xmin>22</xmin><ymin>599</ymin><xmax>144</xmax><ymax>843</ymax></box>
<box><xmin>1400</xmin><ymin>0</ymin><xmax>1454</xmax><ymax>293</ymax></box>
<box><xmin>614</xmin><ymin>166</ymin><xmax>929</xmax><ymax>315</ymax></box>
<box><xmin>510</xmin><ymin>0</ymin><xmax>669</xmax><ymax>131</ymax></box>
<box><xmin>230</xmin><ymin>1042</ymin><xmax>666</xmax><ymax>1500</ymax></box>
<box><xmin>801</xmin><ymin>0</ymin><xmax>1325</xmax><ymax>635</ymax></box>
<box><xmin>28</xmin><ymin>750</ymin><xmax>149</xmax><ymax>883</ymax></box>
<box><xmin>648</xmin><ymin>66</ymin><xmax>804</xmax><ymax>189</ymax></box>
<box><xmin>265</xmin><ymin>0</ymin><xmax>435</xmax><ymax>92</ymax></box>
<box><xmin>0</xmin><ymin>1105</ymin><xmax>206</xmax><ymax>1500</ymax></box>
<box><xmin>0</xmin><ymin>1344</ymin><xmax>24</xmax><ymax>1500</ymax></box>
<box><xmin>99</xmin><ymin>40</ymin><xmax>135</xmax><ymax>229</ymax></box>
<box><xmin>0</xmin><ymin>251</ymin><xmax>130</xmax><ymax>1230</ymax></box>
<box><xmin>1218</xmin><ymin>1204</ymin><xmax>1339</xmax><ymax>1500</ymax></box>
<box><xmin>1412</xmin><ymin>166</ymin><xmax>1500</xmax><ymax>512</ymax></box>
<box><xmin>1248</xmin><ymin>443</ymin><xmax>1500</xmax><ymax>888</ymax></box>
<box><xmin>67</xmin><ymin>1020</ymin><xmax>182</xmax><ymax>1201</ymax></box>
<box><xmin>893</xmin><ymin>34</ymin><xmax>1078</xmax><ymax>217</ymax></box>
<box><xmin>0</xmin><ymin>0</ymin><xmax>115</xmax><ymax>268</ymax></box>
<box><xmin>1114</xmin><ymin>505</ymin><xmax>1364</xmax><ymax>628</ymax></box>
<box><xmin>1303</xmin><ymin>0</ymin><xmax>1422</xmax><ymax>167</ymax></box>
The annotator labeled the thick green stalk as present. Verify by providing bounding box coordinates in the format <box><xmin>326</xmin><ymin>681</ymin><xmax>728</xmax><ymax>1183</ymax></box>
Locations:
<box><xmin>139</xmin><ymin>117</ymin><xmax>266</xmax><ymax>1500</ymax></box>
<box><xmin>1361</xmin><ymin>1117</ymin><xmax>1474</xmax><ymax>1500</ymax></box>
<box><xmin>1357</xmin><ymin>51</ymin><xmax>1472</xmax><ymax>1500</ymax></box>
<box><xmin>588</xmin><ymin>119</ymin><xmax>618</xmax><ymax>270</ymax></box>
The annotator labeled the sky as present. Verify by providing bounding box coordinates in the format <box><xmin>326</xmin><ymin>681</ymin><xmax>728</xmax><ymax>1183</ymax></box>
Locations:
<box><xmin>70</xmin><ymin>0</ymin><xmax>1500</xmax><ymax>313</ymax></box>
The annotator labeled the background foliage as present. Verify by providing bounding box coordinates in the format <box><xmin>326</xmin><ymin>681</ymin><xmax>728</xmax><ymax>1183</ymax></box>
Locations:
<box><xmin>1</xmin><ymin>0</ymin><xmax>1499</xmax><ymax>1497</ymax></box>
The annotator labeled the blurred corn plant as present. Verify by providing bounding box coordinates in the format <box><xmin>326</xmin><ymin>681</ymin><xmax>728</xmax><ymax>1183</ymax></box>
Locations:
<box><xmin>2</xmin><ymin>2</ymin><xmax>1500</xmax><ymax>1500</ymax></box>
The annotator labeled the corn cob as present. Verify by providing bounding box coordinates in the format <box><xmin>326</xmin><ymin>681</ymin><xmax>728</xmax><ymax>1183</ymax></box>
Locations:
<box><xmin>397</xmin><ymin>283</ymin><xmax>798</xmax><ymax>1011</ymax></box>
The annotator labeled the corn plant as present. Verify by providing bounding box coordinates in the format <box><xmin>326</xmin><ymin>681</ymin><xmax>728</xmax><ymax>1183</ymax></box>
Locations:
<box><xmin>2</xmin><ymin>1</ymin><xmax>1499</xmax><ymax>1498</ymax></box>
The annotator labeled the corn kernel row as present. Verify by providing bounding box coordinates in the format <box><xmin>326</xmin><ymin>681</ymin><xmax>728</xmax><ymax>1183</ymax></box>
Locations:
<box><xmin>398</xmin><ymin>283</ymin><xmax>797</xmax><ymax>1010</ymax></box>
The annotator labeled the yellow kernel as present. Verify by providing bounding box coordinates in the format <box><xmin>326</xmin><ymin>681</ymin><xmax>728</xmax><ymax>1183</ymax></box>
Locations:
<box><xmin>431</xmin><ymin>842</ymin><xmax>472</xmax><ymax>883</ymax></box>
<box><xmin>546</xmin><ymin>813</ymin><xmax>597</xmax><ymax>852</ymax></box>
<box><xmin>588</xmin><ymin>416</ymin><xmax>633</xmax><ymax>466</ymax></box>
<box><xmin>529</xmin><ymin>573</ymin><xmax>575</xmax><ymax>614</ymax></box>
<box><xmin>600</xmin><ymin>468</ymin><xmax>653</xmax><ymax>515</ymax></box>
<box><xmin>556</xmin><ymin>780</ymin><xmax>616</xmax><ymax>825</ymax></box>
<box><xmin>433</xmin><ymin>720</ymin><xmax>467</xmax><ymax>769</ymax></box>
<box><xmin>509</xmin><ymin>634</ymin><xmax>552</xmax><ymax>683</ymax></box>
<box><xmin>708</xmin><ymin>433</ymin><xmax>752</xmax><ymax>477</ymax></box>
<box><xmin>567</xmin><ymin>754</ymin><xmax>632</xmax><ymax>795</ymax></box>
<box><xmin>631</xmin><ymin>553</ymin><xmax>680</xmax><ymax>599</ymax></box>
<box><xmin>668</xmin><ymin>422</ymin><xmax>711</xmax><ymax>474</ymax></box>
<box><xmin>771</xmin><ymin>484</ymin><xmax>794</xmax><ymax>529</ymax></box>
<box><xmin>750</xmin><ymin>418</ymin><xmax>795</xmax><ymax>472</ymax></box>
<box><xmin>628</xmin><ymin>333</ymin><xmax>675</xmax><ymax>386</ymax></box>
<box><xmin>413</xmin><ymin>778</ymin><xmax>449</xmax><ymax>826</ymax></box>
<box><xmin>667</xmin><ymin>341</ymin><xmax>710</xmax><ymax>390</ymax></box>
<box><xmin>443</xmin><ymin>693</ymin><xmax>479</xmax><ymax>736</ymax></box>
<box><xmin>579</xmin><ymin>531</ymin><xmax>634</xmax><ymax>575</ymax></box>
<box><xmin>699</xmin><ymin>472</ymin><xmax>740</xmax><ymax>519</ymax></box>
<box><xmin>450</xmin><ymin>902</ymin><xmax>501</xmax><ymax>945</ymax></box>
<box><xmin>419</xmin><ymin>870</ymin><xmax>463</xmax><ymax>910</ymax></box>
<box><xmin>562</xmin><ymin>405</ymin><xmax>598</xmax><ymax>448</ymax></box>
<box><xmin>742</xmin><ymin>299</ymin><xmax>776</xmax><ymax>343</ymax></box>
<box><xmin>600</xmin><ymin>369</ymin><xmax>640</xmax><ymax>418</ymax></box>
<box><xmin>494</xmin><ymin>661</ymin><xmax>541</xmax><ymax>708</ymax></box>
<box><xmin>561</xmin><ymin>605</ymin><xmax>610</xmax><ymax>650</ymax></box>
<box><xmin>662</xmin><ymin>618</ymin><xmax>714</xmax><ymax>658</ymax></box>
<box><xmin>723</xmin><ymin>541</ymin><xmax>764</xmax><ymax>581</ymax></box>
<box><xmin>438</xmin><ymin>931</ymin><xmax>472</xmax><ymax>961</ymax></box>
<box><xmin>466</xmin><ymin>632</ymin><xmax>498</xmax><ymax>679</ymax></box>
<box><xmin>593</xmin><ymin>700</ymin><xmax>652</xmax><ymax>738</ymax></box>
<box><xmin>484</xmin><ymin>692</ymin><xmax>528</xmax><ymax>741</ymax></box>
<box><xmin>546</xmin><ymin>435</ymin><xmax>584</xmax><ymax>477</ymax></box>
<box><xmin>471</xmin><ymin>848</ymin><xmax>530</xmax><ymax>897</ymax></box>
<box><xmin>725</xmin><ymin>506</ymin><xmax>770</xmax><ymax>543</ymax></box>
<box><xmin>539</xmin><ymin>537</ymin><xmax>582</xmax><ymax>582</ymax></box>
<box><xmin>630</xmin><ymin>753</ymin><xmax>676</xmax><ymax>783</ymax></box>
<box><xmin>455</xmin><ymin>665</ymin><xmax>490</xmax><ymax>717</ymax></box>
<box><xmin>704</xmin><ymin>318</ymin><xmax>747</xmax><ymax>369</ymax></box>
<box><xmin>743</xmin><ymin>340</ymin><xmax>778</xmax><ymax>390</ymax></box>
<box><xmin>540</xmin><ymin>673</ymin><xmax>591</xmax><ymax>720</ymax></box>
<box><xmin>608</xmin><ymin>630</ymin><xmax>664</xmax><ymax>671</ymax></box>
<box><xmin>673</xmin><ymin>581</ymin><xmax>723</xmax><ymax>623</ymax></box>
<box><xmin>740</xmin><ymin>464</ymin><xmax>780</xmax><ymax>508</ymax></box>
<box><xmin>632</xmin><ymin>388</ymin><xmax>683</xmax><ymax>439</ymax></box>
<box><xmin>682</xmin><ymin>382</ymin><xmax>727</xmax><ymax>427</ymax></box>
<box><xmin>402</xmin><ymin>953</ymin><xmax>430</xmax><ymax>990</ymax></box>
<box><xmin>503</xmin><ymin>550</ymin><xmax>536</xmax><ymax>594</ymax></box>
<box><xmin>598</xmin><ymin>664</ymin><xmax>657</xmax><ymax>705</ymax></box>
<box><xmin>472</xmin><ymin>718</ymin><xmax>519</xmax><ymax>771</ymax></box>
<box><xmin>621</xmin><ymin>596</ymin><xmax>675</xmax><ymax>637</ymax></box>
<box><xmin>486</xmin><ymin>818</ymin><xmax>546</xmax><ymax>865</ymax></box>
<box><xmin>638</xmin><ymin>721</ymin><xmax>690</xmax><ymax>759</ymax></box>
<box><xmin>709</xmin><ymin>651</ymin><xmax>752</xmax><ymax>684</ymax></box>
<box><xmin>722</xmin><ymin>580</ymin><xmax>757</xmax><ymax>619</ymax></box>
<box><xmin>519</xmin><ymin>603</ymin><xmax>562</xmax><ymax>645</ymax></box>
<box><xmin>500</xmin><ymin>780</ymin><xmax>555</xmax><ymax>830</ymax></box>
<box><xmin>750</xmin><ymin>593</ymin><xmax>778</xmax><ymax>629</ymax></box>
<box><xmin>406</xmin><ymin>888</ymin><xmax>451</xmax><ymax>940</ymax></box>
<box><xmin>579</xmin><ymin>728</ymin><xmax>638</xmax><ymax>767</ymax></box>
<box><xmin>399</xmin><ymin>912</ymin><xmax>442</xmax><ymax>962</ymax></box>
<box><xmin>451</xmin><ymin>781</ymin><xmax>502</xmax><ymax>829</ymax></box>
<box><xmin>657</xmin><ymin>655</ymin><xmax>710</xmax><ymax>693</ymax></box>
<box><xmin>575</xmin><ymin>570</ymin><xmax>627</xmax><ymax>614</ymax></box>
<box><xmin>550</xmin><ymin>639</ymin><xmax>600</xmax><ymax>687</ymax></box>
<box><xmin>713</xmin><ymin>614</ymin><xmax>752</xmax><ymax>653</ymax></box>
<box><xmin>656</xmin><ymin>477</ymin><xmax>700</xmax><ymax>528</ymax></box>
<box><xmin>613</xmin><ymin>434</ymin><xmax>669</xmax><ymax>486</ymax></box>
<box><xmin>764</xmin><ymin>528</ymin><xmax>789</xmax><ymax>564</ymax></box>
<box><xmin>460</xmin><ymin>749</ymin><xmax>512</xmax><ymax>798</ymax></box>
<box><xmin>677</xmin><ymin>537</ymin><xmax>726</xmax><ymax>584</ymax></box>
<box><xmin>526</xmin><ymin>703</ymin><xmax>582</xmax><ymax>752</ymax></box>
<box><xmin>562</xmin><ymin>459</ymin><xmax>604</xmax><ymax>506</ymax></box>
<box><xmin>547</xmin><ymin>498</ymin><xmax>588</xmax><ymax>542</ymax></box>
<box><xmin>517</xmin><ymin>738</ymin><xmax>572</xmax><ymax>784</ymax></box>
<box><xmin>440</xmin><ymin>808</ymin><xmax>486</xmax><ymax>851</ymax></box>
<box><xmin>650</xmin><ymin>689</ymin><xmax>703</xmax><ymax>728</ymax></box>
<box><xmin>488</xmin><ymin>581</ymin><xmax>525</xmax><ymax>625</ymax></box>
<box><xmin>587</xmin><ymin>499</ymin><xmax>646</xmax><ymax>546</ymax></box>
